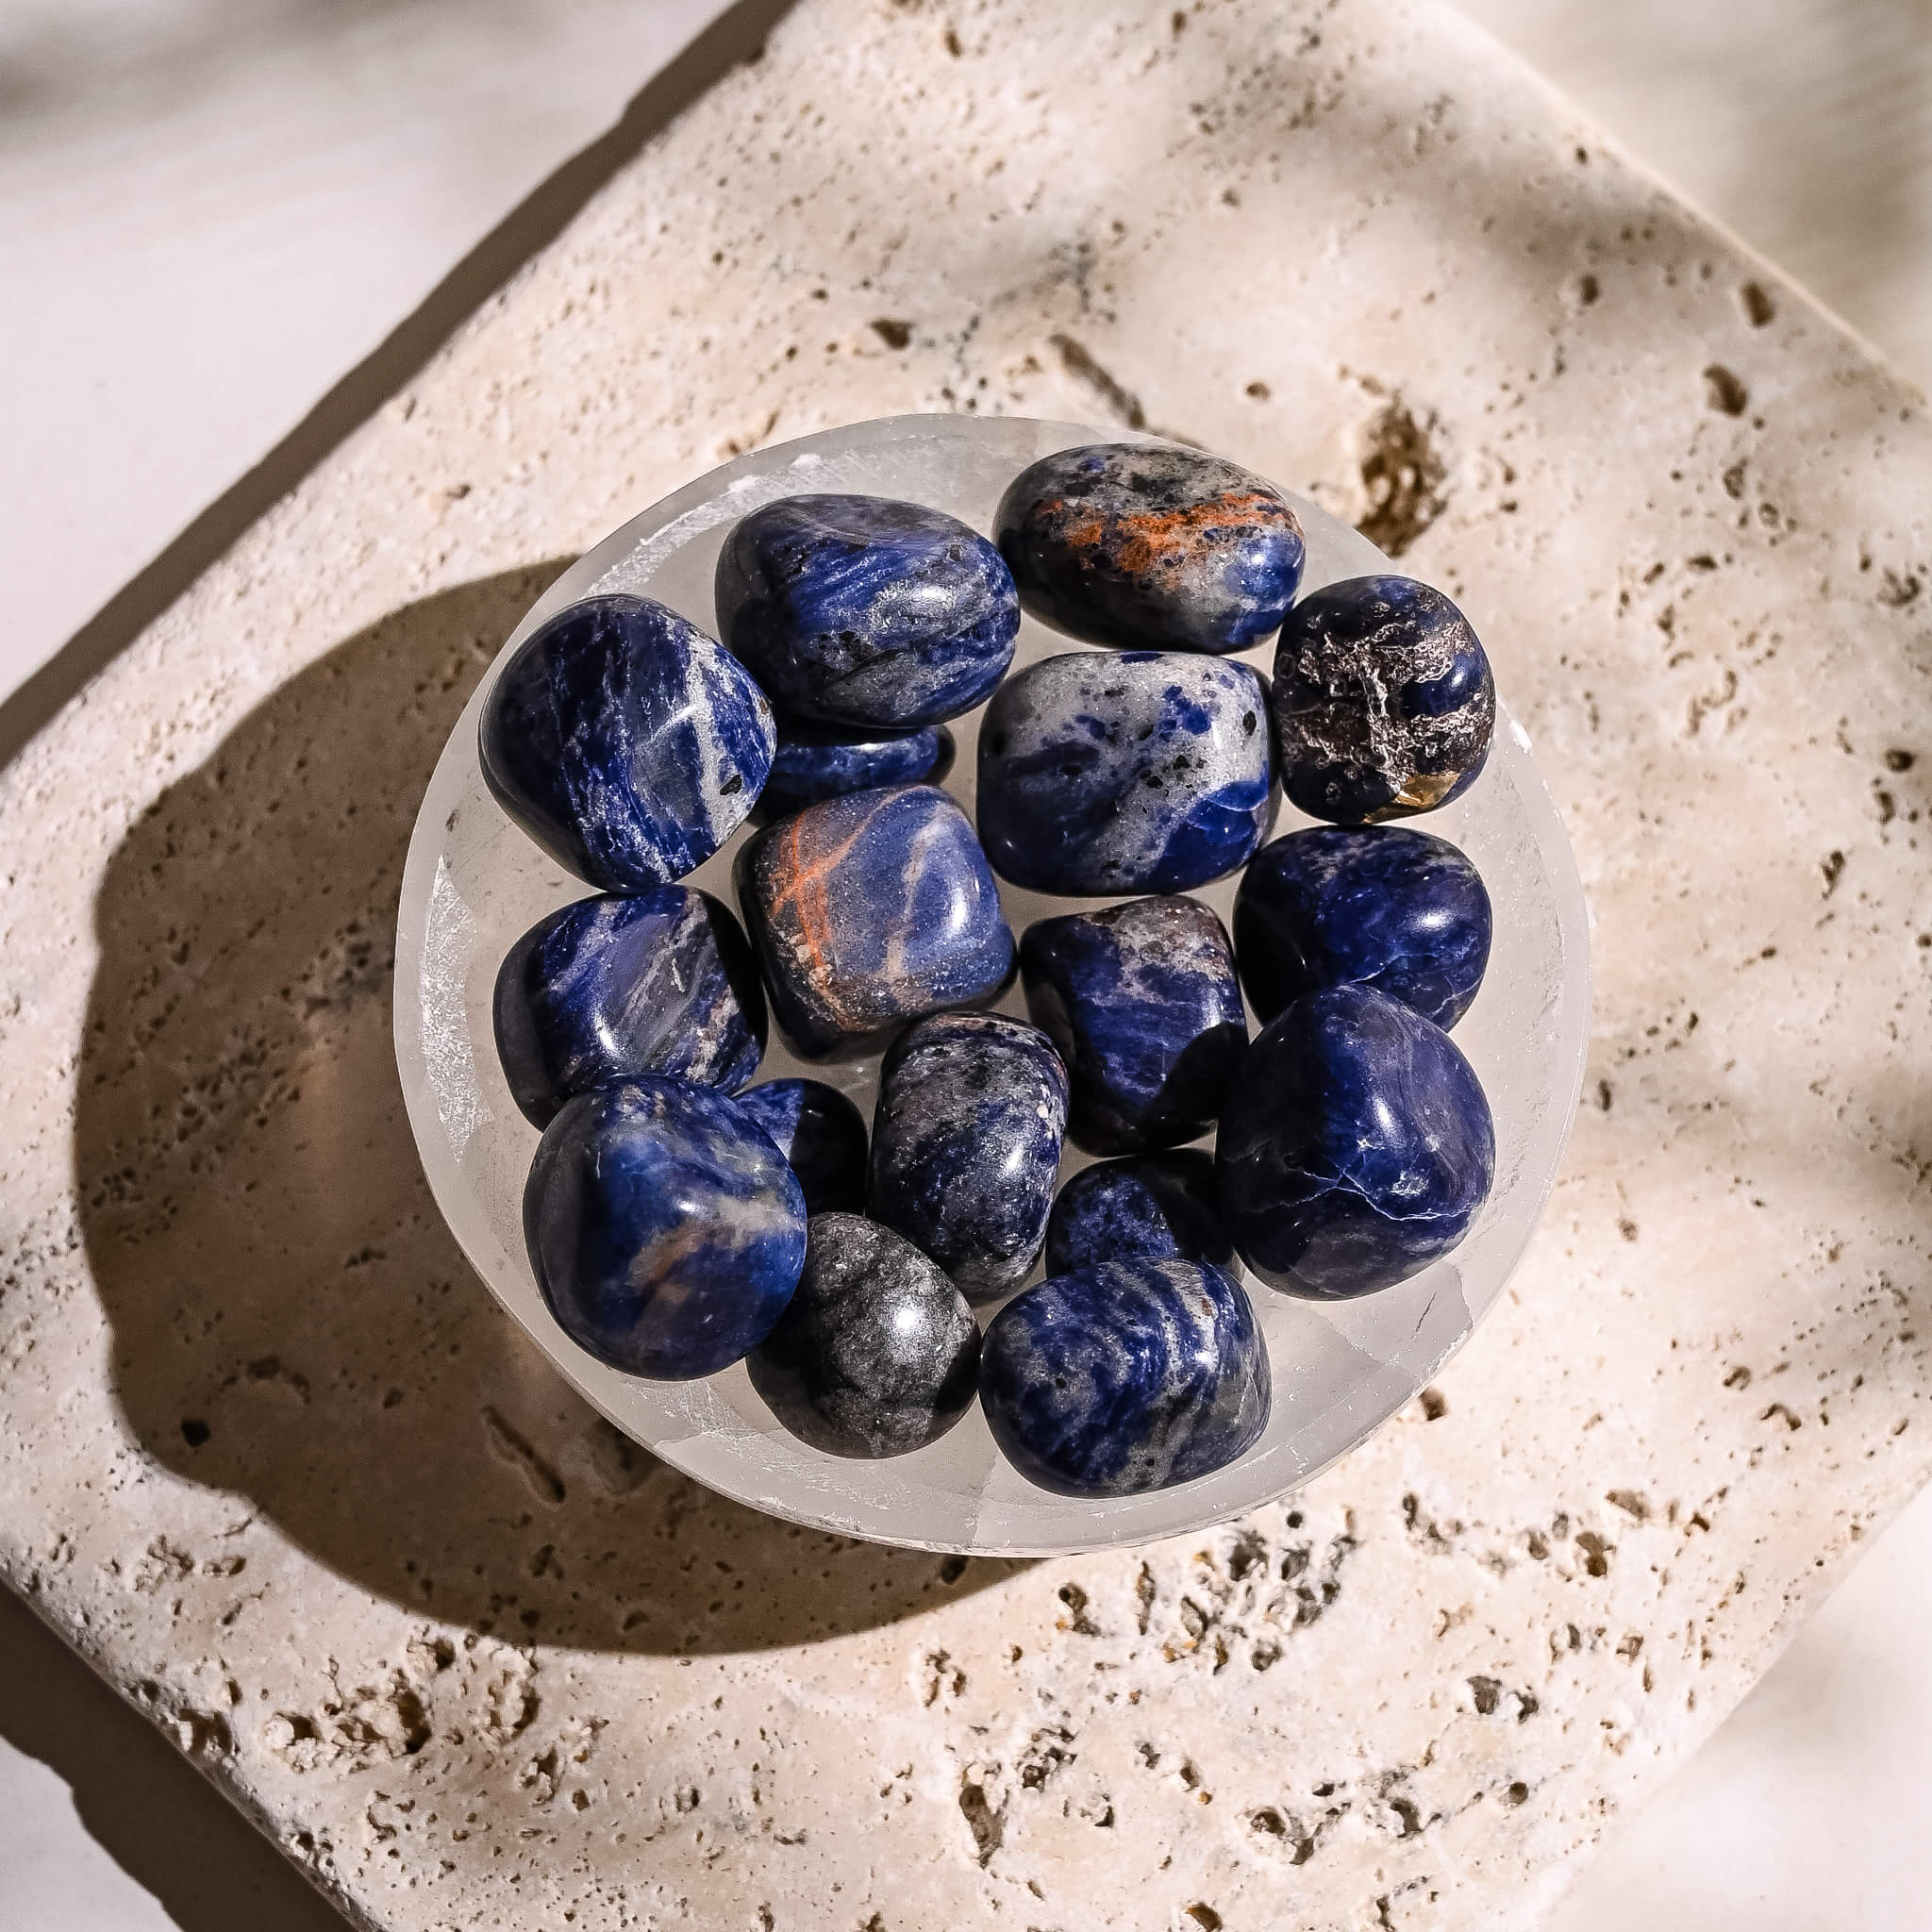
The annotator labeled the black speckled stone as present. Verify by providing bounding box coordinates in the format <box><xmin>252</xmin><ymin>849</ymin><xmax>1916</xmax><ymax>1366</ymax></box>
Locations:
<box><xmin>1270</xmin><ymin>575</ymin><xmax>1495</xmax><ymax>824</ymax></box>
<box><xmin>748</xmin><ymin>1213</ymin><xmax>981</xmax><ymax>1457</ymax></box>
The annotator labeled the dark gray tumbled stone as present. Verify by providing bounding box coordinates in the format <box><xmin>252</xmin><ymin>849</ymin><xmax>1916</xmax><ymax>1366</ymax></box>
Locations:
<box><xmin>747</xmin><ymin>1213</ymin><xmax>981</xmax><ymax>1457</ymax></box>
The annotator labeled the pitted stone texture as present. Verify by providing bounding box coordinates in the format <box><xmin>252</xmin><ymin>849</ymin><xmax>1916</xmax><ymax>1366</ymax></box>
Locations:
<box><xmin>1</xmin><ymin>3</ymin><xmax>1930</xmax><ymax>1931</ymax></box>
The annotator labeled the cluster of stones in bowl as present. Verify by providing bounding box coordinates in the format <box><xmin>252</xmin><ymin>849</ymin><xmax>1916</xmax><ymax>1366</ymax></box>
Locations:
<box><xmin>477</xmin><ymin>440</ymin><xmax>1503</xmax><ymax>1499</ymax></box>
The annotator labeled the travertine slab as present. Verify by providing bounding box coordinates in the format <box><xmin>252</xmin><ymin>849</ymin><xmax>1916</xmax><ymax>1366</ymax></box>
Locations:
<box><xmin>2</xmin><ymin>2</ymin><xmax>1929</xmax><ymax>1926</ymax></box>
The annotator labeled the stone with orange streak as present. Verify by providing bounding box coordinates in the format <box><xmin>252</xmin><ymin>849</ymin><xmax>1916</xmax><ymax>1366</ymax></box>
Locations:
<box><xmin>735</xmin><ymin>782</ymin><xmax>1013</xmax><ymax>1057</ymax></box>
<box><xmin>995</xmin><ymin>441</ymin><xmax>1305</xmax><ymax>655</ymax></box>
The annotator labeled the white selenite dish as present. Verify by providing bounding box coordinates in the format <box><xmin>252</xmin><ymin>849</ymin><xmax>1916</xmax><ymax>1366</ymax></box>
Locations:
<box><xmin>394</xmin><ymin>412</ymin><xmax>1591</xmax><ymax>1556</ymax></box>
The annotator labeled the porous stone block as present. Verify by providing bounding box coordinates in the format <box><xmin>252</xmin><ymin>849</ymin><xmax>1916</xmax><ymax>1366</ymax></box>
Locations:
<box><xmin>2</xmin><ymin>2</ymin><xmax>1930</xmax><ymax>1927</ymax></box>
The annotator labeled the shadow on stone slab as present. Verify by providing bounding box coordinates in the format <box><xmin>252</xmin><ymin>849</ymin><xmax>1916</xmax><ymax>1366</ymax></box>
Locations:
<box><xmin>0</xmin><ymin>1583</ymin><xmax>354</xmax><ymax>1932</ymax></box>
<box><xmin>75</xmin><ymin>567</ymin><xmax>1025</xmax><ymax>1656</ymax></box>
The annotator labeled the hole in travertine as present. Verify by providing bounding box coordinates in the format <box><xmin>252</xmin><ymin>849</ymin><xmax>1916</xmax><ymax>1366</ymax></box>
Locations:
<box><xmin>1739</xmin><ymin>281</ymin><xmax>1775</xmax><ymax>327</ymax></box>
<box><xmin>1418</xmin><ymin>1387</ymin><xmax>1448</xmax><ymax>1421</ymax></box>
<box><xmin>1703</xmin><ymin>365</ymin><xmax>1749</xmax><ymax>415</ymax></box>
<box><xmin>870</xmin><ymin>318</ymin><xmax>913</xmax><ymax>350</ymax></box>
<box><xmin>1353</xmin><ymin>395</ymin><xmax>1448</xmax><ymax>557</ymax></box>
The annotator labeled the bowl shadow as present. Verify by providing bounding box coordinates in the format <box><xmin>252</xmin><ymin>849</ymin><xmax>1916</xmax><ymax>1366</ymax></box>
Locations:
<box><xmin>74</xmin><ymin>564</ymin><xmax>1026</xmax><ymax>1656</ymax></box>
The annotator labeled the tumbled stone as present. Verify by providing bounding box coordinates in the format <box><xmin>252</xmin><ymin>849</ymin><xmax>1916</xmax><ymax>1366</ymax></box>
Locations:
<box><xmin>1044</xmin><ymin>1150</ymin><xmax>1235</xmax><ymax>1276</ymax></box>
<box><xmin>976</xmin><ymin>650</ymin><xmax>1273</xmax><ymax>894</ymax></box>
<box><xmin>1233</xmin><ymin>824</ymin><xmax>1492</xmax><ymax>1029</ymax></box>
<box><xmin>1218</xmin><ymin>984</ymin><xmax>1494</xmax><ymax>1299</ymax></box>
<box><xmin>479</xmin><ymin>592</ymin><xmax>775</xmax><ymax>891</ymax></box>
<box><xmin>748</xmin><ymin>1213</ymin><xmax>980</xmax><ymax>1457</ymax></box>
<box><xmin>492</xmin><ymin>888</ymin><xmax>766</xmax><ymax>1126</ymax></box>
<box><xmin>732</xmin><ymin>1078</ymin><xmax>869</xmax><ymax>1217</ymax></box>
<box><xmin>523</xmin><ymin>1076</ymin><xmax>806</xmax><ymax>1379</ymax></box>
<box><xmin>868</xmin><ymin>1011</ymin><xmax>1068</xmax><ymax>1302</ymax></box>
<box><xmin>995</xmin><ymin>441</ymin><xmax>1305</xmax><ymax>654</ymax></box>
<box><xmin>980</xmin><ymin>1257</ymin><xmax>1269</xmax><ymax>1496</ymax></box>
<box><xmin>715</xmin><ymin>494</ymin><xmax>1019</xmax><ymax>725</ymax></box>
<box><xmin>757</xmin><ymin>713</ymin><xmax>954</xmax><ymax>818</ymax></box>
<box><xmin>736</xmin><ymin>782</ymin><xmax>1015</xmax><ymax>1056</ymax></box>
<box><xmin>1270</xmin><ymin>575</ymin><xmax>1495</xmax><ymax>824</ymax></box>
<box><xmin>1020</xmin><ymin>895</ymin><xmax>1247</xmax><ymax>1155</ymax></box>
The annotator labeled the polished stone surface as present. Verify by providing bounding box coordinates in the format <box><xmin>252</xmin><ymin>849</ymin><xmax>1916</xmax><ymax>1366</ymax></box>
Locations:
<box><xmin>994</xmin><ymin>441</ymin><xmax>1305</xmax><ymax>654</ymax></box>
<box><xmin>1020</xmin><ymin>895</ymin><xmax>1247</xmax><ymax>1155</ymax></box>
<box><xmin>492</xmin><ymin>887</ymin><xmax>766</xmax><ymax>1125</ymax></box>
<box><xmin>1218</xmin><ymin>985</ymin><xmax>1495</xmax><ymax>1299</ymax></box>
<box><xmin>1043</xmin><ymin>1150</ymin><xmax>1235</xmax><ymax>1276</ymax></box>
<box><xmin>523</xmin><ymin>1076</ymin><xmax>805</xmax><ymax>1379</ymax></box>
<box><xmin>1270</xmin><ymin>574</ymin><xmax>1495</xmax><ymax>824</ymax></box>
<box><xmin>736</xmin><ymin>782</ymin><xmax>1014</xmax><ymax>1055</ymax></box>
<box><xmin>980</xmin><ymin>1258</ymin><xmax>1269</xmax><ymax>1496</ymax></box>
<box><xmin>732</xmin><ymin>1078</ymin><xmax>869</xmax><ymax>1217</ymax></box>
<box><xmin>747</xmin><ymin>1212</ymin><xmax>980</xmax><ymax>1457</ymax></box>
<box><xmin>976</xmin><ymin>650</ymin><xmax>1273</xmax><ymax>893</ymax></box>
<box><xmin>478</xmin><ymin>592</ymin><xmax>775</xmax><ymax>891</ymax></box>
<box><xmin>715</xmin><ymin>493</ymin><xmax>1019</xmax><ymax>725</ymax></box>
<box><xmin>868</xmin><ymin>1011</ymin><xmax>1068</xmax><ymax>1302</ymax></box>
<box><xmin>757</xmin><ymin>714</ymin><xmax>953</xmax><ymax>818</ymax></box>
<box><xmin>1233</xmin><ymin>824</ymin><xmax>1492</xmax><ymax>1029</ymax></box>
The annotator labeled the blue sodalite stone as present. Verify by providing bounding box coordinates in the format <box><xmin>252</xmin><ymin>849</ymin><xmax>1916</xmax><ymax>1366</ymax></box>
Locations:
<box><xmin>976</xmin><ymin>651</ymin><xmax>1273</xmax><ymax>894</ymax></box>
<box><xmin>1217</xmin><ymin>985</ymin><xmax>1494</xmax><ymax>1300</ymax></box>
<box><xmin>493</xmin><ymin>889</ymin><xmax>766</xmax><ymax>1126</ymax></box>
<box><xmin>479</xmin><ymin>594</ymin><xmax>775</xmax><ymax>892</ymax></box>
<box><xmin>1020</xmin><ymin>896</ymin><xmax>1247</xmax><ymax>1155</ymax></box>
<box><xmin>756</xmin><ymin>714</ymin><xmax>954</xmax><ymax>819</ymax></box>
<box><xmin>1270</xmin><ymin>575</ymin><xmax>1495</xmax><ymax>824</ymax></box>
<box><xmin>868</xmin><ymin>1012</ymin><xmax>1068</xmax><ymax>1302</ymax></box>
<box><xmin>1044</xmin><ymin>1151</ymin><xmax>1234</xmax><ymax>1276</ymax></box>
<box><xmin>716</xmin><ymin>494</ymin><xmax>1020</xmax><ymax>726</ymax></box>
<box><xmin>736</xmin><ymin>783</ymin><xmax>1014</xmax><ymax>1056</ymax></box>
<box><xmin>995</xmin><ymin>442</ymin><xmax>1305</xmax><ymax>655</ymax></box>
<box><xmin>748</xmin><ymin>1213</ymin><xmax>980</xmax><ymax>1457</ymax></box>
<box><xmin>733</xmin><ymin>1078</ymin><xmax>869</xmax><ymax>1216</ymax></box>
<box><xmin>1233</xmin><ymin>825</ymin><xmax>1492</xmax><ymax>1029</ymax></box>
<box><xmin>980</xmin><ymin>1258</ymin><xmax>1269</xmax><ymax>1496</ymax></box>
<box><xmin>524</xmin><ymin>1077</ymin><xmax>806</xmax><ymax>1379</ymax></box>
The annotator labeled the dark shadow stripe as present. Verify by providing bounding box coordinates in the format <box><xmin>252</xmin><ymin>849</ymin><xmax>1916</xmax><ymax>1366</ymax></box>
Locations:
<box><xmin>0</xmin><ymin>0</ymin><xmax>799</xmax><ymax>775</ymax></box>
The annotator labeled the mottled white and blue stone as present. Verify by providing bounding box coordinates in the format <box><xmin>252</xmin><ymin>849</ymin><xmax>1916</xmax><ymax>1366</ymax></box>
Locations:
<box><xmin>1270</xmin><ymin>575</ymin><xmax>1495</xmax><ymax>824</ymax></box>
<box><xmin>1233</xmin><ymin>824</ymin><xmax>1492</xmax><ymax>1029</ymax></box>
<box><xmin>1217</xmin><ymin>984</ymin><xmax>1494</xmax><ymax>1300</ymax></box>
<box><xmin>995</xmin><ymin>442</ymin><xmax>1305</xmax><ymax>655</ymax></box>
<box><xmin>748</xmin><ymin>1213</ymin><xmax>980</xmax><ymax>1458</ymax></box>
<box><xmin>980</xmin><ymin>1258</ymin><xmax>1270</xmax><ymax>1496</ymax></box>
<box><xmin>480</xmin><ymin>593</ymin><xmax>775</xmax><ymax>892</ymax></box>
<box><xmin>524</xmin><ymin>1077</ymin><xmax>806</xmax><ymax>1380</ymax></box>
<box><xmin>1044</xmin><ymin>1150</ymin><xmax>1235</xmax><ymax>1276</ymax></box>
<box><xmin>868</xmin><ymin>1012</ymin><xmax>1069</xmax><ymax>1303</ymax></box>
<box><xmin>493</xmin><ymin>889</ymin><xmax>766</xmax><ymax>1126</ymax></box>
<box><xmin>976</xmin><ymin>651</ymin><xmax>1273</xmax><ymax>894</ymax></box>
<box><xmin>716</xmin><ymin>494</ymin><xmax>1020</xmax><ymax>726</ymax></box>
<box><xmin>756</xmin><ymin>714</ymin><xmax>954</xmax><ymax>819</ymax></box>
<box><xmin>733</xmin><ymin>1078</ymin><xmax>870</xmax><ymax>1217</ymax></box>
<box><xmin>1020</xmin><ymin>895</ymin><xmax>1247</xmax><ymax>1155</ymax></box>
<box><xmin>736</xmin><ymin>783</ymin><xmax>1015</xmax><ymax>1057</ymax></box>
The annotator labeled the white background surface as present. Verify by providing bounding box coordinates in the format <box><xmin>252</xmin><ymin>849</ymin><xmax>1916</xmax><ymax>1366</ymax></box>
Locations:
<box><xmin>2</xmin><ymin>2</ymin><xmax>1929</xmax><ymax>1926</ymax></box>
